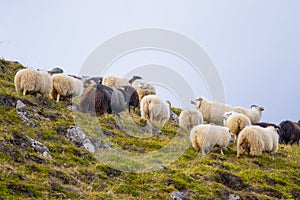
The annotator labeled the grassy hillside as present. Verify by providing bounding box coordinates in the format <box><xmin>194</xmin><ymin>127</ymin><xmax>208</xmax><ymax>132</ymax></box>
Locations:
<box><xmin>0</xmin><ymin>59</ymin><xmax>300</xmax><ymax>199</ymax></box>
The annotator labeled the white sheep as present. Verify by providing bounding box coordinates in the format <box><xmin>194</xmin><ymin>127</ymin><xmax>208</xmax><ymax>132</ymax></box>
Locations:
<box><xmin>237</xmin><ymin>125</ymin><xmax>279</xmax><ymax>158</ymax></box>
<box><xmin>179</xmin><ymin>109</ymin><xmax>203</xmax><ymax>132</ymax></box>
<box><xmin>192</xmin><ymin>96</ymin><xmax>232</xmax><ymax>125</ymax></box>
<box><xmin>140</xmin><ymin>95</ymin><xmax>170</xmax><ymax>125</ymax></box>
<box><xmin>14</xmin><ymin>68</ymin><xmax>53</xmax><ymax>97</ymax></box>
<box><xmin>190</xmin><ymin>124</ymin><xmax>232</xmax><ymax>156</ymax></box>
<box><xmin>103</xmin><ymin>75</ymin><xmax>131</xmax><ymax>88</ymax></box>
<box><xmin>192</xmin><ymin>96</ymin><xmax>264</xmax><ymax>125</ymax></box>
<box><xmin>233</xmin><ymin>105</ymin><xmax>264</xmax><ymax>124</ymax></box>
<box><xmin>51</xmin><ymin>74</ymin><xmax>84</xmax><ymax>102</ymax></box>
<box><xmin>223</xmin><ymin>111</ymin><xmax>251</xmax><ymax>142</ymax></box>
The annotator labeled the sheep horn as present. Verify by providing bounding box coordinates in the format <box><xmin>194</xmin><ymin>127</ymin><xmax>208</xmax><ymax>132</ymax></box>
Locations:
<box><xmin>251</xmin><ymin>105</ymin><xmax>257</xmax><ymax>108</ymax></box>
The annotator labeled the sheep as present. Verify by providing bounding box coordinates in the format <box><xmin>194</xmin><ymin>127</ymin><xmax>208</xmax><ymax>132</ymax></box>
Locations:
<box><xmin>223</xmin><ymin>111</ymin><xmax>251</xmax><ymax>142</ymax></box>
<box><xmin>179</xmin><ymin>109</ymin><xmax>203</xmax><ymax>132</ymax></box>
<box><xmin>51</xmin><ymin>74</ymin><xmax>84</xmax><ymax>102</ymax></box>
<box><xmin>191</xmin><ymin>97</ymin><xmax>232</xmax><ymax>125</ymax></box>
<box><xmin>192</xmin><ymin>96</ymin><xmax>264</xmax><ymax>125</ymax></box>
<box><xmin>48</xmin><ymin>67</ymin><xmax>63</xmax><ymax>75</ymax></box>
<box><xmin>279</xmin><ymin>120</ymin><xmax>300</xmax><ymax>145</ymax></box>
<box><xmin>79</xmin><ymin>86</ymin><xmax>96</xmax><ymax>114</ymax></box>
<box><xmin>94</xmin><ymin>78</ymin><xmax>113</xmax><ymax>116</ymax></box>
<box><xmin>119</xmin><ymin>86</ymin><xmax>139</xmax><ymax>113</ymax></box>
<box><xmin>254</xmin><ymin>122</ymin><xmax>281</xmax><ymax>140</ymax></box>
<box><xmin>140</xmin><ymin>95</ymin><xmax>170</xmax><ymax>125</ymax></box>
<box><xmin>237</xmin><ymin>126</ymin><xmax>279</xmax><ymax>158</ymax></box>
<box><xmin>14</xmin><ymin>68</ymin><xmax>53</xmax><ymax>98</ymax></box>
<box><xmin>103</xmin><ymin>75</ymin><xmax>131</xmax><ymax>88</ymax></box>
<box><xmin>130</xmin><ymin>77</ymin><xmax>156</xmax><ymax>101</ymax></box>
<box><xmin>190</xmin><ymin>124</ymin><xmax>232</xmax><ymax>156</ymax></box>
<box><xmin>233</xmin><ymin>105</ymin><xmax>264</xmax><ymax>124</ymax></box>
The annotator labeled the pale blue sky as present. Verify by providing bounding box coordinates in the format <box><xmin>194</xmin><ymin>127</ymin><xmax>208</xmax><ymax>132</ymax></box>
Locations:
<box><xmin>1</xmin><ymin>0</ymin><xmax>299</xmax><ymax>124</ymax></box>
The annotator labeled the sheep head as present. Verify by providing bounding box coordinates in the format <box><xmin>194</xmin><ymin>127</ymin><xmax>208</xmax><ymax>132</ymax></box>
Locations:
<box><xmin>251</xmin><ymin>105</ymin><xmax>264</xmax><ymax>112</ymax></box>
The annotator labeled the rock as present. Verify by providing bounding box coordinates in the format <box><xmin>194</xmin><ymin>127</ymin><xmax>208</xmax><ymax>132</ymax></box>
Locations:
<box><xmin>141</xmin><ymin>121</ymin><xmax>162</xmax><ymax>135</ymax></box>
<box><xmin>66</xmin><ymin>126</ymin><xmax>86</xmax><ymax>145</ymax></box>
<box><xmin>17</xmin><ymin>111</ymin><xmax>35</xmax><ymax>127</ymax></box>
<box><xmin>0</xmin><ymin>94</ymin><xmax>16</xmax><ymax>107</ymax></box>
<box><xmin>170</xmin><ymin>192</ymin><xmax>189</xmax><ymax>200</ymax></box>
<box><xmin>16</xmin><ymin>100</ymin><xmax>27</xmax><ymax>111</ymax></box>
<box><xmin>25</xmin><ymin>136</ymin><xmax>52</xmax><ymax>158</ymax></box>
<box><xmin>92</xmin><ymin>138</ymin><xmax>112</xmax><ymax>150</ymax></box>
<box><xmin>83</xmin><ymin>139</ymin><xmax>95</xmax><ymax>153</ymax></box>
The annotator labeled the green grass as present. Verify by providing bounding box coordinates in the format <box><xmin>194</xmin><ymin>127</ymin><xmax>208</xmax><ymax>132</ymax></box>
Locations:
<box><xmin>0</xmin><ymin>59</ymin><xmax>300</xmax><ymax>199</ymax></box>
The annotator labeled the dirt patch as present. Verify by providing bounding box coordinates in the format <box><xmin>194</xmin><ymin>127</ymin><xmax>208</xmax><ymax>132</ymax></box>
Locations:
<box><xmin>291</xmin><ymin>189</ymin><xmax>300</xmax><ymax>199</ymax></box>
<box><xmin>249</xmin><ymin>187</ymin><xmax>283</xmax><ymax>199</ymax></box>
<box><xmin>217</xmin><ymin>171</ymin><xmax>246</xmax><ymax>191</ymax></box>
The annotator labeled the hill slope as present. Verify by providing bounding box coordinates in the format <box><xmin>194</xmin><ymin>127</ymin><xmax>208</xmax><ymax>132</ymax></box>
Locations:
<box><xmin>0</xmin><ymin>59</ymin><xmax>300</xmax><ymax>199</ymax></box>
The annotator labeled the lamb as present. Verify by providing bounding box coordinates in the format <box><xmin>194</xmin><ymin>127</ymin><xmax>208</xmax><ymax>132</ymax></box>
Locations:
<box><xmin>223</xmin><ymin>111</ymin><xmax>251</xmax><ymax>142</ymax></box>
<box><xmin>179</xmin><ymin>109</ymin><xmax>203</xmax><ymax>132</ymax></box>
<box><xmin>103</xmin><ymin>75</ymin><xmax>131</xmax><ymax>88</ymax></box>
<box><xmin>279</xmin><ymin>120</ymin><xmax>300</xmax><ymax>145</ymax></box>
<box><xmin>190</xmin><ymin>124</ymin><xmax>232</xmax><ymax>156</ymax></box>
<box><xmin>140</xmin><ymin>95</ymin><xmax>170</xmax><ymax>125</ymax></box>
<box><xmin>237</xmin><ymin>126</ymin><xmax>279</xmax><ymax>158</ymax></box>
<box><xmin>192</xmin><ymin>96</ymin><xmax>264</xmax><ymax>125</ymax></box>
<box><xmin>233</xmin><ymin>105</ymin><xmax>264</xmax><ymax>124</ymax></box>
<box><xmin>14</xmin><ymin>68</ymin><xmax>53</xmax><ymax>98</ymax></box>
<box><xmin>51</xmin><ymin>74</ymin><xmax>84</xmax><ymax>102</ymax></box>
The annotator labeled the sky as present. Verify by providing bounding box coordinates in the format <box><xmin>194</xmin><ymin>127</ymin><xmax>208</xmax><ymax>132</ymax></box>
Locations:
<box><xmin>1</xmin><ymin>0</ymin><xmax>299</xmax><ymax>124</ymax></box>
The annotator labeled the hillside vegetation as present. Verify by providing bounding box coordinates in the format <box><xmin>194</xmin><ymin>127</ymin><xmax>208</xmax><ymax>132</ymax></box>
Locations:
<box><xmin>0</xmin><ymin>59</ymin><xmax>300</xmax><ymax>199</ymax></box>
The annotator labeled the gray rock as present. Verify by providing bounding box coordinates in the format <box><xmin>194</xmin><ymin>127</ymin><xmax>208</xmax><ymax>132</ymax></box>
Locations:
<box><xmin>170</xmin><ymin>192</ymin><xmax>189</xmax><ymax>200</ymax></box>
<box><xmin>16</xmin><ymin>100</ymin><xmax>27</xmax><ymax>111</ymax></box>
<box><xmin>141</xmin><ymin>121</ymin><xmax>162</xmax><ymax>135</ymax></box>
<box><xmin>170</xmin><ymin>110</ymin><xmax>179</xmax><ymax>123</ymax></box>
<box><xmin>25</xmin><ymin>136</ymin><xmax>52</xmax><ymax>158</ymax></box>
<box><xmin>17</xmin><ymin>111</ymin><xmax>35</xmax><ymax>127</ymax></box>
<box><xmin>83</xmin><ymin>139</ymin><xmax>95</xmax><ymax>153</ymax></box>
<box><xmin>66</xmin><ymin>126</ymin><xmax>86</xmax><ymax>145</ymax></box>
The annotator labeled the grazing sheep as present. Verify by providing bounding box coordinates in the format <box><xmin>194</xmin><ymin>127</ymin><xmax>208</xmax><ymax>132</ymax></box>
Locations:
<box><xmin>190</xmin><ymin>124</ymin><xmax>232</xmax><ymax>156</ymax></box>
<box><xmin>279</xmin><ymin>120</ymin><xmax>300</xmax><ymax>145</ymax></box>
<box><xmin>192</xmin><ymin>96</ymin><xmax>264</xmax><ymax>125</ymax></box>
<box><xmin>233</xmin><ymin>105</ymin><xmax>264</xmax><ymax>124</ymax></box>
<box><xmin>79</xmin><ymin>86</ymin><xmax>96</xmax><ymax>114</ymax></box>
<box><xmin>51</xmin><ymin>74</ymin><xmax>84</xmax><ymax>102</ymax></box>
<box><xmin>14</xmin><ymin>68</ymin><xmax>53</xmax><ymax>97</ymax></box>
<box><xmin>82</xmin><ymin>76</ymin><xmax>102</xmax><ymax>88</ymax></box>
<box><xmin>136</xmin><ymin>88</ymin><xmax>156</xmax><ymax>101</ymax></box>
<box><xmin>103</xmin><ymin>75</ymin><xmax>131</xmax><ymax>88</ymax></box>
<box><xmin>223</xmin><ymin>111</ymin><xmax>251</xmax><ymax>142</ymax></box>
<box><xmin>254</xmin><ymin>122</ymin><xmax>281</xmax><ymax>140</ymax></box>
<box><xmin>94</xmin><ymin>78</ymin><xmax>113</xmax><ymax>116</ymax></box>
<box><xmin>237</xmin><ymin>126</ymin><xmax>279</xmax><ymax>158</ymax></box>
<box><xmin>140</xmin><ymin>95</ymin><xmax>170</xmax><ymax>125</ymax></box>
<box><xmin>179</xmin><ymin>109</ymin><xmax>203</xmax><ymax>132</ymax></box>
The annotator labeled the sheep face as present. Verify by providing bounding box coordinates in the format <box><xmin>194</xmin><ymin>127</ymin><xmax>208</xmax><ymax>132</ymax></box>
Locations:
<box><xmin>251</xmin><ymin>105</ymin><xmax>264</xmax><ymax>112</ymax></box>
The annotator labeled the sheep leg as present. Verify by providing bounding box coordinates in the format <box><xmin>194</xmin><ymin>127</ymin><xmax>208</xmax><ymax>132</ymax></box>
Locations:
<box><xmin>220</xmin><ymin>148</ymin><xmax>224</xmax><ymax>155</ymax></box>
<box><xmin>56</xmin><ymin>94</ymin><xmax>60</xmax><ymax>102</ymax></box>
<box><xmin>201</xmin><ymin>148</ymin><xmax>206</xmax><ymax>157</ymax></box>
<box><xmin>23</xmin><ymin>89</ymin><xmax>26</xmax><ymax>96</ymax></box>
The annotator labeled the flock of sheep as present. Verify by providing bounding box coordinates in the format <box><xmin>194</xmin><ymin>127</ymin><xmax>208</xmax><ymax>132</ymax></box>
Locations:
<box><xmin>14</xmin><ymin>67</ymin><xmax>300</xmax><ymax>158</ymax></box>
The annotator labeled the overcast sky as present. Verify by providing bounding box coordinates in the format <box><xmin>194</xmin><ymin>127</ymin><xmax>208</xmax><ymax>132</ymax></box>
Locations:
<box><xmin>1</xmin><ymin>0</ymin><xmax>299</xmax><ymax>124</ymax></box>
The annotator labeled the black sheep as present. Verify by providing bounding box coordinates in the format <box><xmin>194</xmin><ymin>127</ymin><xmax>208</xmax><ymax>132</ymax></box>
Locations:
<box><xmin>94</xmin><ymin>78</ymin><xmax>113</xmax><ymax>116</ymax></box>
<box><xmin>279</xmin><ymin>120</ymin><xmax>300</xmax><ymax>145</ymax></box>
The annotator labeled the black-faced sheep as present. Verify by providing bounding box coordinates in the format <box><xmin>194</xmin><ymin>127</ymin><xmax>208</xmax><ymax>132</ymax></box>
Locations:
<box><xmin>140</xmin><ymin>95</ymin><xmax>170</xmax><ymax>125</ymax></box>
<box><xmin>237</xmin><ymin>126</ymin><xmax>279</xmax><ymax>158</ymax></box>
<box><xmin>14</xmin><ymin>68</ymin><xmax>53</xmax><ymax>98</ymax></box>
<box><xmin>190</xmin><ymin>124</ymin><xmax>232</xmax><ymax>156</ymax></box>
<box><xmin>279</xmin><ymin>120</ymin><xmax>300</xmax><ymax>145</ymax></box>
<box><xmin>223</xmin><ymin>111</ymin><xmax>251</xmax><ymax>142</ymax></box>
<box><xmin>179</xmin><ymin>109</ymin><xmax>203</xmax><ymax>132</ymax></box>
<box><xmin>51</xmin><ymin>74</ymin><xmax>84</xmax><ymax>102</ymax></box>
<box><xmin>192</xmin><ymin>96</ymin><xmax>264</xmax><ymax>125</ymax></box>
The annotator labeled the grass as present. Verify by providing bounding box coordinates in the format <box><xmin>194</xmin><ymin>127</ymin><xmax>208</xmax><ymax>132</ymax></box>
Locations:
<box><xmin>0</xmin><ymin>58</ymin><xmax>300</xmax><ymax>199</ymax></box>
